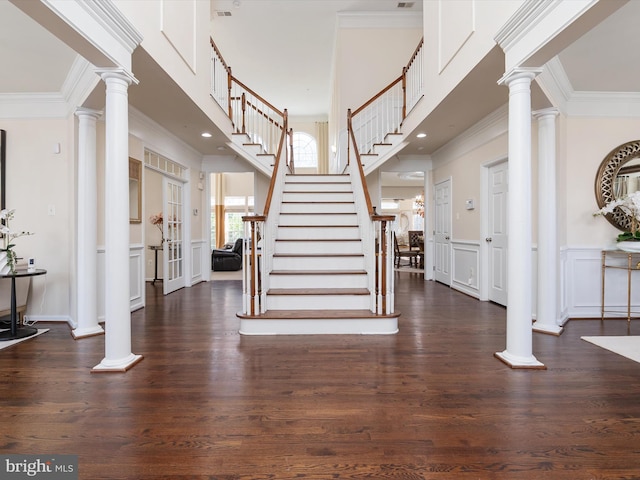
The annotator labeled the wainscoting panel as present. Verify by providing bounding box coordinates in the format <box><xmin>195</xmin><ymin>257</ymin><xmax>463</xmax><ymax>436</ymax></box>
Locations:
<box><xmin>563</xmin><ymin>247</ymin><xmax>640</xmax><ymax>320</ymax></box>
<box><xmin>191</xmin><ymin>240</ymin><xmax>205</xmax><ymax>285</ymax></box>
<box><xmin>451</xmin><ymin>240</ymin><xmax>480</xmax><ymax>298</ymax></box>
<box><xmin>130</xmin><ymin>245</ymin><xmax>144</xmax><ymax>311</ymax></box>
<box><xmin>97</xmin><ymin>244</ymin><xmax>145</xmax><ymax>321</ymax></box>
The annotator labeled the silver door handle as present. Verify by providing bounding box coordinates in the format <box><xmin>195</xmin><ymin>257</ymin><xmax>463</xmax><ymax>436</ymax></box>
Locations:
<box><xmin>486</xmin><ymin>237</ymin><xmax>492</xmax><ymax>242</ymax></box>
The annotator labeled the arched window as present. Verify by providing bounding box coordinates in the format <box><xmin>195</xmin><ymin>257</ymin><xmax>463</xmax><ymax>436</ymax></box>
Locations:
<box><xmin>292</xmin><ymin>132</ymin><xmax>317</xmax><ymax>168</ymax></box>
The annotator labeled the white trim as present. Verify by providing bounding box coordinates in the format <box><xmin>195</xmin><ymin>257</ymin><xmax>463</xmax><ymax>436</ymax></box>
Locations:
<box><xmin>538</xmin><ymin>57</ymin><xmax>640</xmax><ymax>117</ymax></box>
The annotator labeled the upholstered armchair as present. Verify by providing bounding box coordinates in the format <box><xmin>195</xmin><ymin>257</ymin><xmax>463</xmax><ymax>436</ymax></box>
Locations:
<box><xmin>211</xmin><ymin>238</ymin><xmax>243</xmax><ymax>271</ymax></box>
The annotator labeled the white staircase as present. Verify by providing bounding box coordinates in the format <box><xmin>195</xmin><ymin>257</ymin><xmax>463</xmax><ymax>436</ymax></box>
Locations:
<box><xmin>237</xmin><ymin>173</ymin><xmax>399</xmax><ymax>335</ymax></box>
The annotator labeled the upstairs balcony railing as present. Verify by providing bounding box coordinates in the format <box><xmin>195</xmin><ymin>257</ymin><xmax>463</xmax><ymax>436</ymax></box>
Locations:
<box><xmin>345</xmin><ymin>36</ymin><xmax>424</xmax><ymax>315</ymax></box>
<box><xmin>210</xmin><ymin>39</ymin><xmax>286</xmax><ymax>160</ymax></box>
<box><xmin>349</xmin><ymin>37</ymin><xmax>424</xmax><ymax>161</ymax></box>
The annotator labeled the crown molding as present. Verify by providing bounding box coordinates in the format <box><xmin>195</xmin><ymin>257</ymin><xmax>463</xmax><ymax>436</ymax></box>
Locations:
<box><xmin>495</xmin><ymin>0</ymin><xmax>557</xmax><ymax>51</ymax></box>
<box><xmin>42</xmin><ymin>0</ymin><xmax>142</xmax><ymax>54</ymax></box>
<box><xmin>431</xmin><ymin>104</ymin><xmax>509</xmax><ymax>169</ymax></box>
<box><xmin>337</xmin><ymin>11</ymin><xmax>422</xmax><ymax>29</ymax></box>
<box><xmin>0</xmin><ymin>92</ymin><xmax>68</xmax><ymax>118</ymax></box>
<box><xmin>0</xmin><ymin>54</ymin><xmax>99</xmax><ymax>119</ymax></box>
<box><xmin>538</xmin><ymin>56</ymin><xmax>640</xmax><ymax>117</ymax></box>
<box><xmin>129</xmin><ymin>107</ymin><xmax>203</xmax><ymax>162</ymax></box>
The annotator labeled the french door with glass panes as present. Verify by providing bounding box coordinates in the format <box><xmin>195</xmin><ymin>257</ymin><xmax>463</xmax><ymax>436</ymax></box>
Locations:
<box><xmin>163</xmin><ymin>177</ymin><xmax>185</xmax><ymax>295</ymax></box>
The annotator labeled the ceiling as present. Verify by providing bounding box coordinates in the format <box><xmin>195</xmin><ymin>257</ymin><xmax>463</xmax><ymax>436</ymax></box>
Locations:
<box><xmin>1</xmin><ymin>0</ymin><xmax>638</xmax><ymax>164</ymax></box>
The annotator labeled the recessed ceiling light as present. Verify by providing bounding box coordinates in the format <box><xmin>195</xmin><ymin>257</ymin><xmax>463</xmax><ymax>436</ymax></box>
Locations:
<box><xmin>216</xmin><ymin>146</ymin><xmax>226</xmax><ymax>151</ymax></box>
<box><xmin>201</xmin><ymin>132</ymin><xmax>212</xmax><ymax>138</ymax></box>
<box><xmin>416</xmin><ymin>133</ymin><xmax>427</xmax><ymax>138</ymax></box>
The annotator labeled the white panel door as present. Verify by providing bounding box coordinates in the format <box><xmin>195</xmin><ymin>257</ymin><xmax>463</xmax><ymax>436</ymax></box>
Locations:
<box><xmin>487</xmin><ymin>161</ymin><xmax>508</xmax><ymax>306</ymax></box>
<box><xmin>163</xmin><ymin>177</ymin><xmax>185</xmax><ymax>295</ymax></box>
<box><xmin>434</xmin><ymin>179</ymin><xmax>451</xmax><ymax>285</ymax></box>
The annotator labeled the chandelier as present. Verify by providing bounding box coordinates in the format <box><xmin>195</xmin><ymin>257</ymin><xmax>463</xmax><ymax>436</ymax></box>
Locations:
<box><xmin>414</xmin><ymin>193</ymin><xmax>424</xmax><ymax>218</ymax></box>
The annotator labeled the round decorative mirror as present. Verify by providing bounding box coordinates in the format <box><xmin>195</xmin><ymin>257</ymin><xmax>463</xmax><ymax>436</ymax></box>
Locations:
<box><xmin>595</xmin><ymin>140</ymin><xmax>640</xmax><ymax>231</ymax></box>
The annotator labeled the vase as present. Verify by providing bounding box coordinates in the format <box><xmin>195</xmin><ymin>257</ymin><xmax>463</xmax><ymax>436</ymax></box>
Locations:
<box><xmin>616</xmin><ymin>240</ymin><xmax>640</xmax><ymax>252</ymax></box>
<box><xmin>0</xmin><ymin>251</ymin><xmax>11</xmax><ymax>275</ymax></box>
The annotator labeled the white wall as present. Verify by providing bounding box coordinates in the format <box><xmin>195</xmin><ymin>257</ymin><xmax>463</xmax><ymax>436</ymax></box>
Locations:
<box><xmin>2</xmin><ymin>118</ymin><xmax>75</xmax><ymax>321</ymax></box>
<box><xmin>113</xmin><ymin>0</ymin><xmax>230</xmax><ymax>130</ymax></box>
<box><xmin>420</xmin><ymin>0</ymin><xmax>522</xmax><ymax>119</ymax></box>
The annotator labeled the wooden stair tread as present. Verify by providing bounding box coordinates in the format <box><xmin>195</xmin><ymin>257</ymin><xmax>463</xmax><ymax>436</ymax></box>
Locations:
<box><xmin>270</xmin><ymin>270</ymin><xmax>367</xmax><ymax>275</ymax></box>
<box><xmin>268</xmin><ymin>288</ymin><xmax>370</xmax><ymax>295</ymax></box>
<box><xmin>279</xmin><ymin>225</ymin><xmax>359</xmax><ymax>228</ymax></box>
<box><xmin>283</xmin><ymin>190</ymin><xmax>351</xmax><ymax>193</ymax></box>
<box><xmin>275</xmin><ymin>239</ymin><xmax>361</xmax><ymax>242</ymax></box>
<box><xmin>238</xmin><ymin>309</ymin><xmax>400</xmax><ymax>320</ymax></box>
<box><xmin>272</xmin><ymin>253</ymin><xmax>364</xmax><ymax>258</ymax></box>
<box><xmin>279</xmin><ymin>212</ymin><xmax>356</xmax><ymax>215</ymax></box>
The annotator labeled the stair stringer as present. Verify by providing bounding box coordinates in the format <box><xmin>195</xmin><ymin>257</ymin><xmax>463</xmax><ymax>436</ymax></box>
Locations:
<box><xmin>361</xmin><ymin>134</ymin><xmax>408</xmax><ymax>176</ymax></box>
<box><xmin>227</xmin><ymin>133</ymin><xmax>275</xmax><ymax>177</ymax></box>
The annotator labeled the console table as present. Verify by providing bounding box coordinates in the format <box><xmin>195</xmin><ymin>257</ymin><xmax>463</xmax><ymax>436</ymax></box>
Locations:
<box><xmin>0</xmin><ymin>268</ymin><xmax>46</xmax><ymax>341</ymax></box>
<box><xmin>601</xmin><ymin>250</ymin><xmax>640</xmax><ymax>323</ymax></box>
<box><xmin>149</xmin><ymin>245</ymin><xmax>163</xmax><ymax>284</ymax></box>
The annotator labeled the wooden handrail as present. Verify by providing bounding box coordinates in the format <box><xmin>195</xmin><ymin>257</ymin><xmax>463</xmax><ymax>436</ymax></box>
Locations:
<box><xmin>347</xmin><ymin>109</ymin><xmax>374</xmax><ymax>217</ymax></box>
<box><xmin>244</xmin><ymin>100</ymin><xmax>283</xmax><ymax>129</ymax></box>
<box><xmin>232</xmin><ymin>77</ymin><xmax>284</xmax><ymax>118</ymax></box>
<box><xmin>263</xmin><ymin>109</ymin><xmax>288</xmax><ymax>216</ymax></box>
<box><xmin>406</xmin><ymin>37</ymin><xmax>424</xmax><ymax>71</ymax></box>
<box><xmin>351</xmin><ymin>75</ymin><xmax>402</xmax><ymax>117</ymax></box>
<box><xmin>210</xmin><ymin>38</ymin><xmax>230</xmax><ymax>73</ymax></box>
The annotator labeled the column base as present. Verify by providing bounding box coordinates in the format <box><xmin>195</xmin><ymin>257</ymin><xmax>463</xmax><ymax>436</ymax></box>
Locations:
<box><xmin>532</xmin><ymin>322</ymin><xmax>564</xmax><ymax>336</ymax></box>
<box><xmin>494</xmin><ymin>350</ymin><xmax>546</xmax><ymax>369</ymax></box>
<box><xmin>71</xmin><ymin>325</ymin><xmax>105</xmax><ymax>339</ymax></box>
<box><xmin>92</xmin><ymin>353</ymin><xmax>143</xmax><ymax>373</ymax></box>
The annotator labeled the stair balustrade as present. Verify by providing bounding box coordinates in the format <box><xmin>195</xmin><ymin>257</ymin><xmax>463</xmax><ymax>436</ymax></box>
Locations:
<box><xmin>241</xmin><ymin>112</ymin><xmax>292</xmax><ymax>316</ymax></box>
<box><xmin>349</xmin><ymin>37</ymin><xmax>424</xmax><ymax>161</ymax></box>
<box><xmin>210</xmin><ymin>39</ymin><xmax>285</xmax><ymax>160</ymax></box>
<box><xmin>347</xmin><ymin>111</ymin><xmax>395</xmax><ymax>315</ymax></box>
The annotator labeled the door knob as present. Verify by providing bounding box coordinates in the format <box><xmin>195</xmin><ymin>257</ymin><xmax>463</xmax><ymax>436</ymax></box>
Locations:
<box><xmin>445</xmin><ymin>236</ymin><xmax>450</xmax><ymax>240</ymax></box>
<box><xmin>486</xmin><ymin>237</ymin><xmax>492</xmax><ymax>242</ymax></box>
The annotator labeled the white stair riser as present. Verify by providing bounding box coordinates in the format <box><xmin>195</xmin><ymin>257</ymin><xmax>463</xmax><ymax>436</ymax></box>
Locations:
<box><xmin>274</xmin><ymin>240</ymin><xmax>362</xmax><ymax>254</ymax></box>
<box><xmin>285</xmin><ymin>175</ymin><xmax>349</xmax><ymax>183</ymax></box>
<box><xmin>284</xmin><ymin>182</ymin><xmax>351</xmax><ymax>192</ymax></box>
<box><xmin>280</xmin><ymin>202</ymin><xmax>356</xmax><ymax>214</ymax></box>
<box><xmin>277</xmin><ymin>226</ymin><xmax>360</xmax><ymax>240</ymax></box>
<box><xmin>267</xmin><ymin>294</ymin><xmax>370</xmax><ymax>310</ymax></box>
<box><xmin>269</xmin><ymin>274</ymin><xmax>368</xmax><ymax>289</ymax></box>
<box><xmin>239</xmin><ymin>317</ymin><xmax>399</xmax><ymax>335</ymax></box>
<box><xmin>282</xmin><ymin>192</ymin><xmax>354</xmax><ymax>202</ymax></box>
<box><xmin>272</xmin><ymin>256</ymin><xmax>365</xmax><ymax>270</ymax></box>
<box><xmin>279</xmin><ymin>214</ymin><xmax>358</xmax><ymax>226</ymax></box>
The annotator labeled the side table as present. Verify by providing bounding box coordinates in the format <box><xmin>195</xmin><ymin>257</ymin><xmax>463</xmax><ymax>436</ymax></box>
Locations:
<box><xmin>601</xmin><ymin>250</ymin><xmax>640</xmax><ymax>323</ymax></box>
<box><xmin>0</xmin><ymin>268</ymin><xmax>47</xmax><ymax>341</ymax></box>
<box><xmin>148</xmin><ymin>245</ymin><xmax>163</xmax><ymax>284</ymax></box>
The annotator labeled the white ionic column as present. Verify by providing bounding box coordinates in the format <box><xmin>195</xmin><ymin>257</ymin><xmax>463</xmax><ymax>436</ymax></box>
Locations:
<box><xmin>93</xmin><ymin>69</ymin><xmax>143</xmax><ymax>372</ymax></box>
<box><xmin>73</xmin><ymin>108</ymin><xmax>104</xmax><ymax>339</ymax></box>
<box><xmin>533</xmin><ymin>108</ymin><xmax>563</xmax><ymax>336</ymax></box>
<box><xmin>495</xmin><ymin>68</ymin><xmax>545</xmax><ymax>369</ymax></box>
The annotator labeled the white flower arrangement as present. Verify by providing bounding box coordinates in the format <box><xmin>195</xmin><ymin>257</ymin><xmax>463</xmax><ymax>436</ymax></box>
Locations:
<box><xmin>594</xmin><ymin>191</ymin><xmax>640</xmax><ymax>241</ymax></box>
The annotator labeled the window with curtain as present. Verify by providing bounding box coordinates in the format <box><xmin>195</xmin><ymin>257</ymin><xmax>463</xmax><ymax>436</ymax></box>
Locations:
<box><xmin>224</xmin><ymin>196</ymin><xmax>254</xmax><ymax>244</ymax></box>
<box><xmin>292</xmin><ymin>132</ymin><xmax>317</xmax><ymax>168</ymax></box>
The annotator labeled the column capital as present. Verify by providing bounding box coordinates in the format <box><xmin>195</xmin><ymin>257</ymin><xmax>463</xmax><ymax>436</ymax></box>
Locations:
<box><xmin>532</xmin><ymin>107</ymin><xmax>560</xmax><ymax>119</ymax></box>
<box><xmin>95</xmin><ymin>68</ymin><xmax>139</xmax><ymax>86</ymax></box>
<box><xmin>498</xmin><ymin>67</ymin><xmax>543</xmax><ymax>87</ymax></box>
<box><xmin>75</xmin><ymin>107</ymin><xmax>103</xmax><ymax>120</ymax></box>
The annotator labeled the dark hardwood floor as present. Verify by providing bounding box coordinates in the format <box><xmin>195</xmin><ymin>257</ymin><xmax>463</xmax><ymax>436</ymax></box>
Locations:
<box><xmin>1</xmin><ymin>273</ymin><xmax>640</xmax><ymax>479</ymax></box>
